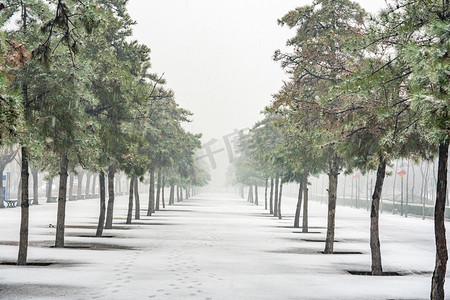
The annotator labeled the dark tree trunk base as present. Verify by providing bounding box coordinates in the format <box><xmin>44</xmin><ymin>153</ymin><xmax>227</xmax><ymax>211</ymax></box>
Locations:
<box><xmin>55</xmin><ymin>154</ymin><xmax>69</xmax><ymax>248</ymax></box>
<box><xmin>105</xmin><ymin>166</ymin><xmax>115</xmax><ymax>229</ymax></box>
<box><xmin>18</xmin><ymin>147</ymin><xmax>29</xmax><ymax>265</ymax></box>
<box><xmin>126</xmin><ymin>177</ymin><xmax>134</xmax><ymax>224</ymax></box>
<box><xmin>347</xmin><ymin>270</ymin><xmax>402</xmax><ymax>276</ymax></box>
<box><xmin>95</xmin><ymin>171</ymin><xmax>106</xmax><ymax>237</ymax></box>
<box><xmin>431</xmin><ymin>142</ymin><xmax>448</xmax><ymax>300</ymax></box>
<box><xmin>370</xmin><ymin>155</ymin><xmax>386</xmax><ymax>276</ymax></box>
<box><xmin>302</xmin><ymin>175</ymin><xmax>309</xmax><ymax>233</ymax></box>
<box><xmin>325</xmin><ymin>154</ymin><xmax>339</xmax><ymax>254</ymax></box>
<box><xmin>294</xmin><ymin>181</ymin><xmax>303</xmax><ymax>228</ymax></box>
<box><xmin>134</xmin><ymin>176</ymin><xmax>140</xmax><ymax>220</ymax></box>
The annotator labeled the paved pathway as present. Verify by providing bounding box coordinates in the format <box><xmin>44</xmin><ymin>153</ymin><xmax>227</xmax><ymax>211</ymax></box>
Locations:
<box><xmin>0</xmin><ymin>193</ymin><xmax>447</xmax><ymax>299</ymax></box>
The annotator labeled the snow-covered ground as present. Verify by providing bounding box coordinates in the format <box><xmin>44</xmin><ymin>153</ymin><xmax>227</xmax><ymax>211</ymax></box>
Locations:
<box><xmin>0</xmin><ymin>192</ymin><xmax>449</xmax><ymax>299</ymax></box>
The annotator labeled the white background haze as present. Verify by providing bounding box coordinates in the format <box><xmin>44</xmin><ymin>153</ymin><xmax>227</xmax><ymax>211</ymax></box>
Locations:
<box><xmin>127</xmin><ymin>0</ymin><xmax>387</xmax><ymax>142</ymax></box>
<box><xmin>127</xmin><ymin>0</ymin><xmax>388</xmax><ymax>185</ymax></box>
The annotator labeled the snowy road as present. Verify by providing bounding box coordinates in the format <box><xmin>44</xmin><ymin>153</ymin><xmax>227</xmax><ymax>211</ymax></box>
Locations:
<box><xmin>0</xmin><ymin>193</ymin><xmax>449</xmax><ymax>299</ymax></box>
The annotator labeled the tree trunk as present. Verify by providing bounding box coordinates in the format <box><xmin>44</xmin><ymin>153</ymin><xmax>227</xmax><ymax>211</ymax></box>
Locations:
<box><xmin>432</xmin><ymin>160</ymin><xmax>437</xmax><ymax>205</ymax></box>
<box><xmin>85</xmin><ymin>172</ymin><xmax>91</xmax><ymax>198</ymax></box>
<box><xmin>269</xmin><ymin>178</ymin><xmax>274</xmax><ymax>214</ymax></box>
<box><xmin>126</xmin><ymin>177</ymin><xmax>134</xmax><ymax>224</ymax></box>
<box><xmin>134</xmin><ymin>176</ymin><xmax>140</xmax><ymax>219</ymax></box>
<box><xmin>430</xmin><ymin>142</ymin><xmax>448</xmax><ymax>300</ymax></box>
<box><xmin>46</xmin><ymin>177</ymin><xmax>53</xmax><ymax>203</ymax></box>
<box><xmin>356</xmin><ymin>176</ymin><xmax>360</xmax><ymax>209</ymax></box>
<box><xmin>421</xmin><ymin>161</ymin><xmax>425</xmax><ymax>204</ymax></box>
<box><xmin>156</xmin><ymin>170</ymin><xmax>161</xmax><ymax>211</ymax></box>
<box><xmin>366</xmin><ymin>174</ymin><xmax>369</xmax><ymax>211</ymax></box>
<box><xmin>17</xmin><ymin>176</ymin><xmax>22</xmax><ymax>206</ymax></box>
<box><xmin>370</xmin><ymin>155</ymin><xmax>387</xmax><ymax>275</ymax></box>
<box><xmin>447</xmin><ymin>181</ymin><xmax>449</xmax><ymax>207</ymax></box>
<box><xmin>254</xmin><ymin>185</ymin><xmax>259</xmax><ymax>206</ymax></box>
<box><xmin>0</xmin><ymin>167</ymin><xmax>4</xmax><ymax>208</ymax></box>
<box><xmin>68</xmin><ymin>173</ymin><xmax>74</xmax><ymax>201</ymax></box>
<box><xmin>246</xmin><ymin>186</ymin><xmax>249</xmax><ymax>202</ymax></box>
<box><xmin>278</xmin><ymin>180</ymin><xmax>283</xmax><ymax>219</ymax></box>
<box><xmin>343</xmin><ymin>175</ymin><xmax>346</xmax><ymax>200</ymax></box>
<box><xmin>424</xmin><ymin>162</ymin><xmax>430</xmax><ymax>220</ymax></box>
<box><xmin>294</xmin><ymin>181</ymin><xmax>303</xmax><ymax>228</ymax></box>
<box><xmin>412</xmin><ymin>162</ymin><xmax>416</xmax><ymax>203</ymax></box>
<box><xmin>55</xmin><ymin>154</ymin><xmax>69</xmax><ymax>248</ymax></box>
<box><xmin>92</xmin><ymin>174</ymin><xmax>97</xmax><ymax>196</ymax></box>
<box><xmin>325</xmin><ymin>154</ymin><xmax>339</xmax><ymax>254</ymax></box>
<box><xmin>95</xmin><ymin>171</ymin><xmax>106</xmax><ymax>237</ymax></box>
<box><xmin>172</xmin><ymin>184</ymin><xmax>176</xmax><ymax>205</ymax></box>
<box><xmin>31</xmin><ymin>169</ymin><xmax>38</xmax><ymax>205</ymax></box>
<box><xmin>264</xmin><ymin>178</ymin><xmax>268</xmax><ymax>210</ymax></box>
<box><xmin>18</xmin><ymin>146</ymin><xmax>30</xmax><ymax>265</ymax></box>
<box><xmin>17</xmin><ymin>11</ymin><xmax>29</xmax><ymax>262</ymax></box>
<box><xmin>351</xmin><ymin>176</ymin><xmax>354</xmax><ymax>207</ymax></box>
<box><xmin>116</xmin><ymin>174</ymin><xmax>121</xmax><ymax>194</ymax></box>
<box><xmin>147</xmin><ymin>168</ymin><xmax>154</xmax><ymax>216</ymax></box>
<box><xmin>274</xmin><ymin>177</ymin><xmax>279</xmax><ymax>217</ymax></box>
<box><xmin>77</xmin><ymin>171</ymin><xmax>84</xmax><ymax>199</ymax></box>
<box><xmin>370</xmin><ymin>177</ymin><xmax>373</xmax><ymax>210</ymax></box>
<box><xmin>177</xmin><ymin>186</ymin><xmax>180</xmax><ymax>202</ymax></box>
<box><xmin>393</xmin><ymin>162</ymin><xmax>398</xmax><ymax>209</ymax></box>
<box><xmin>169</xmin><ymin>184</ymin><xmax>174</xmax><ymax>205</ymax></box>
<box><xmin>406</xmin><ymin>161</ymin><xmax>409</xmax><ymax>217</ymax></box>
<box><xmin>173</xmin><ymin>184</ymin><xmax>177</xmax><ymax>204</ymax></box>
<box><xmin>105</xmin><ymin>166</ymin><xmax>115</xmax><ymax>229</ymax></box>
<box><xmin>180</xmin><ymin>187</ymin><xmax>183</xmax><ymax>201</ymax></box>
<box><xmin>302</xmin><ymin>175</ymin><xmax>309</xmax><ymax>233</ymax></box>
<box><xmin>162</xmin><ymin>176</ymin><xmax>165</xmax><ymax>209</ymax></box>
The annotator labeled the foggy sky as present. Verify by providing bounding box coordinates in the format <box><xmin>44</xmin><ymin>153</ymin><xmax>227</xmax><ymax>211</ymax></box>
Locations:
<box><xmin>127</xmin><ymin>0</ymin><xmax>387</xmax><ymax>143</ymax></box>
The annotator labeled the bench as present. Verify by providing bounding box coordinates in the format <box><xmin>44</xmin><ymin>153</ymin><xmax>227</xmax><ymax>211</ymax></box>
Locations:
<box><xmin>4</xmin><ymin>200</ymin><xmax>17</xmax><ymax>208</ymax></box>
<box><xmin>4</xmin><ymin>199</ymin><xmax>32</xmax><ymax>207</ymax></box>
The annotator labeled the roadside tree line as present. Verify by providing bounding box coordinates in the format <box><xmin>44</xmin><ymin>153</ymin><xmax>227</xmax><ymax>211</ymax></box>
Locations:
<box><xmin>0</xmin><ymin>0</ymin><xmax>209</xmax><ymax>266</ymax></box>
<box><xmin>231</xmin><ymin>0</ymin><xmax>448</xmax><ymax>299</ymax></box>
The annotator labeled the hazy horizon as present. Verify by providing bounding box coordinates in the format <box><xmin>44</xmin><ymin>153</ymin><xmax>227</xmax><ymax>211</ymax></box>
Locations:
<box><xmin>127</xmin><ymin>0</ymin><xmax>388</xmax><ymax>185</ymax></box>
<box><xmin>127</xmin><ymin>0</ymin><xmax>387</xmax><ymax>143</ymax></box>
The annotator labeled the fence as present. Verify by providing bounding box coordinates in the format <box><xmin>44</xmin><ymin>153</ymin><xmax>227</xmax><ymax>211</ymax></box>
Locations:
<box><xmin>309</xmin><ymin>194</ymin><xmax>450</xmax><ymax>219</ymax></box>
